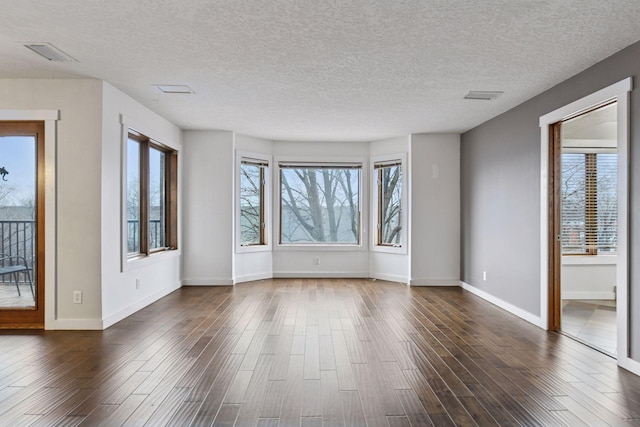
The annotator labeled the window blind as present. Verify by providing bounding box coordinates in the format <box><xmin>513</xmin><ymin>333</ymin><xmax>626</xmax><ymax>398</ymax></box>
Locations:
<box><xmin>561</xmin><ymin>152</ymin><xmax>617</xmax><ymax>254</ymax></box>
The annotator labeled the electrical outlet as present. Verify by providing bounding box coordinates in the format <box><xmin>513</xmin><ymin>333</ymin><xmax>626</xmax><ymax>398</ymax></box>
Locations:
<box><xmin>73</xmin><ymin>290</ymin><xmax>82</xmax><ymax>304</ymax></box>
<box><xmin>313</xmin><ymin>257</ymin><xmax>320</xmax><ymax>265</ymax></box>
<box><xmin>136</xmin><ymin>278</ymin><xmax>140</xmax><ymax>289</ymax></box>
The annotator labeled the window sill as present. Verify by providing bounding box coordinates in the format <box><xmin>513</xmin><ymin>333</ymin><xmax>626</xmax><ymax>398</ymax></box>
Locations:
<box><xmin>561</xmin><ymin>255</ymin><xmax>617</xmax><ymax>266</ymax></box>
<box><xmin>275</xmin><ymin>244</ymin><xmax>365</xmax><ymax>252</ymax></box>
<box><xmin>124</xmin><ymin>248</ymin><xmax>180</xmax><ymax>272</ymax></box>
<box><xmin>370</xmin><ymin>245</ymin><xmax>406</xmax><ymax>255</ymax></box>
<box><xmin>236</xmin><ymin>244</ymin><xmax>272</xmax><ymax>254</ymax></box>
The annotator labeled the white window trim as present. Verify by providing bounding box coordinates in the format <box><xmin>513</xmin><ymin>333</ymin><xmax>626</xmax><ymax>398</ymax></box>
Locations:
<box><xmin>539</xmin><ymin>77</ymin><xmax>639</xmax><ymax>375</ymax></box>
<box><xmin>120</xmin><ymin>115</ymin><xmax>180</xmax><ymax>272</ymax></box>
<box><xmin>274</xmin><ymin>155</ymin><xmax>367</xmax><ymax>251</ymax></box>
<box><xmin>370</xmin><ymin>153</ymin><xmax>407</xmax><ymax>255</ymax></box>
<box><xmin>235</xmin><ymin>150</ymin><xmax>272</xmax><ymax>253</ymax></box>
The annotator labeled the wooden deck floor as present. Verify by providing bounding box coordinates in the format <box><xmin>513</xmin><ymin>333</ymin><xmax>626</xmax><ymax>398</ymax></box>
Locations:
<box><xmin>1</xmin><ymin>278</ymin><xmax>640</xmax><ymax>426</ymax></box>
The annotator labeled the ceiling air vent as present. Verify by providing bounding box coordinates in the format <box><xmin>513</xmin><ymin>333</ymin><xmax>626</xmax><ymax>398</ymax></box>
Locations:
<box><xmin>23</xmin><ymin>43</ymin><xmax>77</xmax><ymax>62</ymax></box>
<box><xmin>464</xmin><ymin>91</ymin><xmax>503</xmax><ymax>100</ymax></box>
<box><xmin>153</xmin><ymin>85</ymin><xmax>195</xmax><ymax>94</ymax></box>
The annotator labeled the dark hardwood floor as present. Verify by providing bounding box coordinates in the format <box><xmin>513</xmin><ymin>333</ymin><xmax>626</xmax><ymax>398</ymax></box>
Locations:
<box><xmin>1</xmin><ymin>278</ymin><xmax>640</xmax><ymax>426</ymax></box>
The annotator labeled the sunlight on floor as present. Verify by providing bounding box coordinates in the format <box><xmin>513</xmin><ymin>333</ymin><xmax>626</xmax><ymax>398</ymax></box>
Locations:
<box><xmin>562</xmin><ymin>299</ymin><xmax>616</xmax><ymax>356</ymax></box>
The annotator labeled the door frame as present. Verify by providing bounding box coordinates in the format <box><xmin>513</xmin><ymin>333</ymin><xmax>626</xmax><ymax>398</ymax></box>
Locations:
<box><xmin>0</xmin><ymin>110</ymin><xmax>57</xmax><ymax>329</ymax></box>
<box><xmin>539</xmin><ymin>78</ymin><xmax>639</xmax><ymax>374</ymax></box>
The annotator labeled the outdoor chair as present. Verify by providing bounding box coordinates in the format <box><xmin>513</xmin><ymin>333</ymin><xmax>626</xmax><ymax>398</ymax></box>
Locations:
<box><xmin>0</xmin><ymin>254</ymin><xmax>34</xmax><ymax>298</ymax></box>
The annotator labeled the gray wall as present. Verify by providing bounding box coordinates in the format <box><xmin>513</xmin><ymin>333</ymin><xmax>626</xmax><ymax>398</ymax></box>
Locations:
<box><xmin>461</xmin><ymin>40</ymin><xmax>640</xmax><ymax>360</ymax></box>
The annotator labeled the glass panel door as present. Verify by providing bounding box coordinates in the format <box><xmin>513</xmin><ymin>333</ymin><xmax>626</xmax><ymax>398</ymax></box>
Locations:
<box><xmin>0</xmin><ymin>122</ymin><xmax>44</xmax><ymax>327</ymax></box>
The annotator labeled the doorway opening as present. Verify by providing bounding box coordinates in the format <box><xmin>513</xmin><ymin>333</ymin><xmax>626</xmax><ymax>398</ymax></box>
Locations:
<box><xmin>555</xmin><ymin>102</ymin><xmax>618</xmax><ymax>356</ymax></box>
<box><xmin>0</xmin><ymin>121</ymin><xmax>45</xmax><ymax>328</ymax></box>
<box><xmin>541</xmin><ymin>77</ymin><xmax>633</xmax><ymax>371</ymax></box>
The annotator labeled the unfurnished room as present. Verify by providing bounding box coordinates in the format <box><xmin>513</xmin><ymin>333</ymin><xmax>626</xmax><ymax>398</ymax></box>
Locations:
<box><xmin>1</xmin><ymin>1</ymin><xmax>640</xmax><ymax>425</ymax></box>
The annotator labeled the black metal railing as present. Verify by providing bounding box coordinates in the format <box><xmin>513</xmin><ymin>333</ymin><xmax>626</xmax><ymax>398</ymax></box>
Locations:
<box><xmin>0</xmin><ymin>219</ymin><xmax>164</xmax><ymax>282</ymax></box>
<box><xmin>127</xmin><ymin>219</ymin><xmax>163</xmax><ymax>253</ymax></box>
<box><xmin>0</xmin><ymin>220</ymin><xmax>35</xmax><ymax>284</ymax></box>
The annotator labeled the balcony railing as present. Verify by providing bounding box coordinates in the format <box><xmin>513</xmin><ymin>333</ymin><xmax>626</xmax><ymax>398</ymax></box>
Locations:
<box><xmin>0</xmin><ymin>219</ymin><xmax>164</xmax><ymax>285</ymax></box>
<box><xmin>127</xmin><ymin>219</ymin><xmax>163</xmax><ymax>253</ymax></box>
<box><xmin>0</xmin><ymin>220</ymin><xmax>35</xmax><ymax>284</ymax></box>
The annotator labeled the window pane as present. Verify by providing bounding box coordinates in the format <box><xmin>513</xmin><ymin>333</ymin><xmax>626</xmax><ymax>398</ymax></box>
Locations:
<box><xmin>597</xmin><ymin>153</ymin><xmax>617</xmax><ymax>253</ymax></box>
<box><xmin>380</xmin><ymin>165</ymin><xmax>402</xmax><ymax>245</ymax></box>
<box><xmin>0</xmin><ymin>134</ymin><xmax>37</xmax><ymax>308</ymax></box>
<box><xmin>149</xmin><ymin>147</ymin><xmax>166</xmax><ymax>250</ymax></box>
<box><xmin>561</xmin><ymin>152</ymin><xmax>617</xmax><ymax>254</ymax></box>
<box><xmin>280</xmin><ymin>166</ymin><xmax>360</xmax><ymax>244</ymax></box>
<box><xmin>127</xmin><ymin>139</ymin><xmax>141</xmax><ymax>254</ymax></box>
<box><xmin>561</xmin><ymin>153</ymin><xmax>586</xmax><ymax>254</ymax></box>
<box><xmin>240</xmin><ymin>162</ymin><xmax>264</xmax><ymax>245</ymax></box>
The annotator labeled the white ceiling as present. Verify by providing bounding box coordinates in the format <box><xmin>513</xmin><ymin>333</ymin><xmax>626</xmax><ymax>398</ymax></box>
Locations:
<box><xmin>0</xmin><ymin>0</ymin><xmax>639</xmax><ymax>142</ymax></box>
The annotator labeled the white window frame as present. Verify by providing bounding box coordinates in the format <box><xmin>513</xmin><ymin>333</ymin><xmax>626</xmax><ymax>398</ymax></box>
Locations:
<box><xmin>235</xmin><ymin>150</ymin><xmax>272</xmax><ymax>253</ymax></box>
<box><xmin>274</xmin><ymin>156</ymin><xmax>367</xmax><ymax>251</ymax></box>
<box><xmin>370</xmin><ymin>153</ymin><xmax>407</xmax><ymax>255</ymax></box>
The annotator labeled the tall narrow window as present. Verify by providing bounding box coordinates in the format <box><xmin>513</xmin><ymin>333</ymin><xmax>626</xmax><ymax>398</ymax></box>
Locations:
<box><xmin>561</xmin><ymin>152</ymin><xmax>617</xmax><ymax>254</ymax></box>
<box><xmin>127</xmin><ymin>138</ymin><xmax>141</xmax><ymax>254</ymax></box>
<box><xmin>375</xmin><ymin>160</ymin><xmax>402</xmax><ymax>246</ymax></box>
<box><xmin>279</xmin><ymin>163</ymin><xmax>361</xmax><ymax>244</ymax></box>
<box><xmin>240</xmin><ymin>159</ymin><xmax>267</xmax><ymax>246</ymax></box>
<box><xmin>126</xmin><ymin>131</ymin><xmax>177</xmax><ymax>258</ymax></box>
<box><xmin>149</xmin><ymin>147</ymin><xmax>166</xmax><ymax>250</ymax></box>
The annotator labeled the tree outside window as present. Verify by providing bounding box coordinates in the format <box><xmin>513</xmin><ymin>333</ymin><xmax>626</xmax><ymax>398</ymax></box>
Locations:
<box><xmin>561</xmin><ymin>152</ymin><xmax>617</xmax><ymax>255</ymax></box>
<box><xmin>240</xmin><ymin>159</ymin><xmax>267</xmax><ymax>246</ymax></box>
<box><xmin>375</xmin><ymin>162</ymin><xmax>402</xmax><ymax>246</ymax></box>
<box><xmin>126</xmin><ymin>132</ymin><xmax>177</xmax><ymax>257</ymax></box>
<box><xmin>280</xmin><ymin>164</ymin><xmax>360</xmax><ymax>244</ymax></box>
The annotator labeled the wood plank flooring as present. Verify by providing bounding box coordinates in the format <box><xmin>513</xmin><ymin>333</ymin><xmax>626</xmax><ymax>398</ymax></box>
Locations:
<box><xmin>1</xmin><ymin>278</ymin><xmax>640</xmax><ymax>426</ymax></box>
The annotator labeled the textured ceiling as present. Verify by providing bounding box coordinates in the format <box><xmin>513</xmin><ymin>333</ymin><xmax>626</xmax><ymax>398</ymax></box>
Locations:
<box><xmin>0</xmin><ymin>0</ymin><xmax>639</xmax><ymax>141</ymax></box>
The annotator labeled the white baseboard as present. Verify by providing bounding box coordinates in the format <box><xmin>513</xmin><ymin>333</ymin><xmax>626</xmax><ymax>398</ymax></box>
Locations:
<box><xmin>101</xmin><ymin>281</ymin><xmax>182</xmax><ymax>329</ymax></box>
<box><xmin>53</xmin><ymin>318</ymin><xmax>104</xmax><ymax>330</ymax></box>
<box><xmin>181</xmin><ymin>278</ymin><xmax>234</xmax><ymax>286</ymax></box>
<box><xmin>410</xmin><ymin>279</ymin><xmax>459</xmax><ymax>287</ymax></box>
<box><xmin>561</xmin><ymin>291</ymin><xmax>615</xmax><ymax>300</ymax></box>
<box><xmin>273</xmin><ymin>271</ymin><xmax>369</xmax><ymax>279</ymax></box>
<box><xmin>234</xmin><ymin>272</ymin><xmax>272</xmax><ymax>284</ymax></box>
<box><xmin>460</xmin><ymin>281</ymin><xmax>545</xmax><ymax>329</ymax></box>
<box><xmin>618</xmin><ymin>355</ymin><xmax>640</xmax><ymax>376</ymax></box>
<box><xmin>368</xmin><ymin>272</ymin><xmax>408</xmax><ymax>284</ymax></box>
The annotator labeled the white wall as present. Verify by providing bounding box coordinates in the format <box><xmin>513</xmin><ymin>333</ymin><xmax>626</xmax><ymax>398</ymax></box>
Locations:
<box><xmin>182</xmin><ymin>130</ymin><xmax>234</xmax><ymax>285</ymax></box>
<box><xmin>272</xmin><ymin>141</ymin><xmax>370</xmax><ymax>277</ymax></box>
<box><xmin>181</xmin><ymin>134</ymin><xmax>462</xmax><ymax>284</ymax></box>
<box><xmin>0</xmin><ymin>80</ymin><xmax>464</xmax><ymax>330</ymax></box>
<box><xmin>0</xmin><ymin>79</ymin><xmax>185</xmax><ymax>329</ymax></box>
<box><xmin>562</xmin><ymin>257</ymin><xmax>617</xmax><ymax>299</ymax></box>
<box><xmin>410</xmin><ymin>134</ymin><xmax>460</xmax><ymax>286</ymax></box>
<box><xmin>233</xmin><ymin>134</ymin><xmax>274</xmax><ymax>283</ymax></box>
<box><xmin>100</xmin><ymin>82</ymin><xmax>183</xmax><ymax>328</ymax></box>
<box><xmin>369</xmin><ymin>136</ymin><xmax>411</xmax><ymax>283</ymax></box>
<box><xmin>0</xmin><ymin>79</ymin><xmax>104</xmax><ymax>327</ymax></box>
